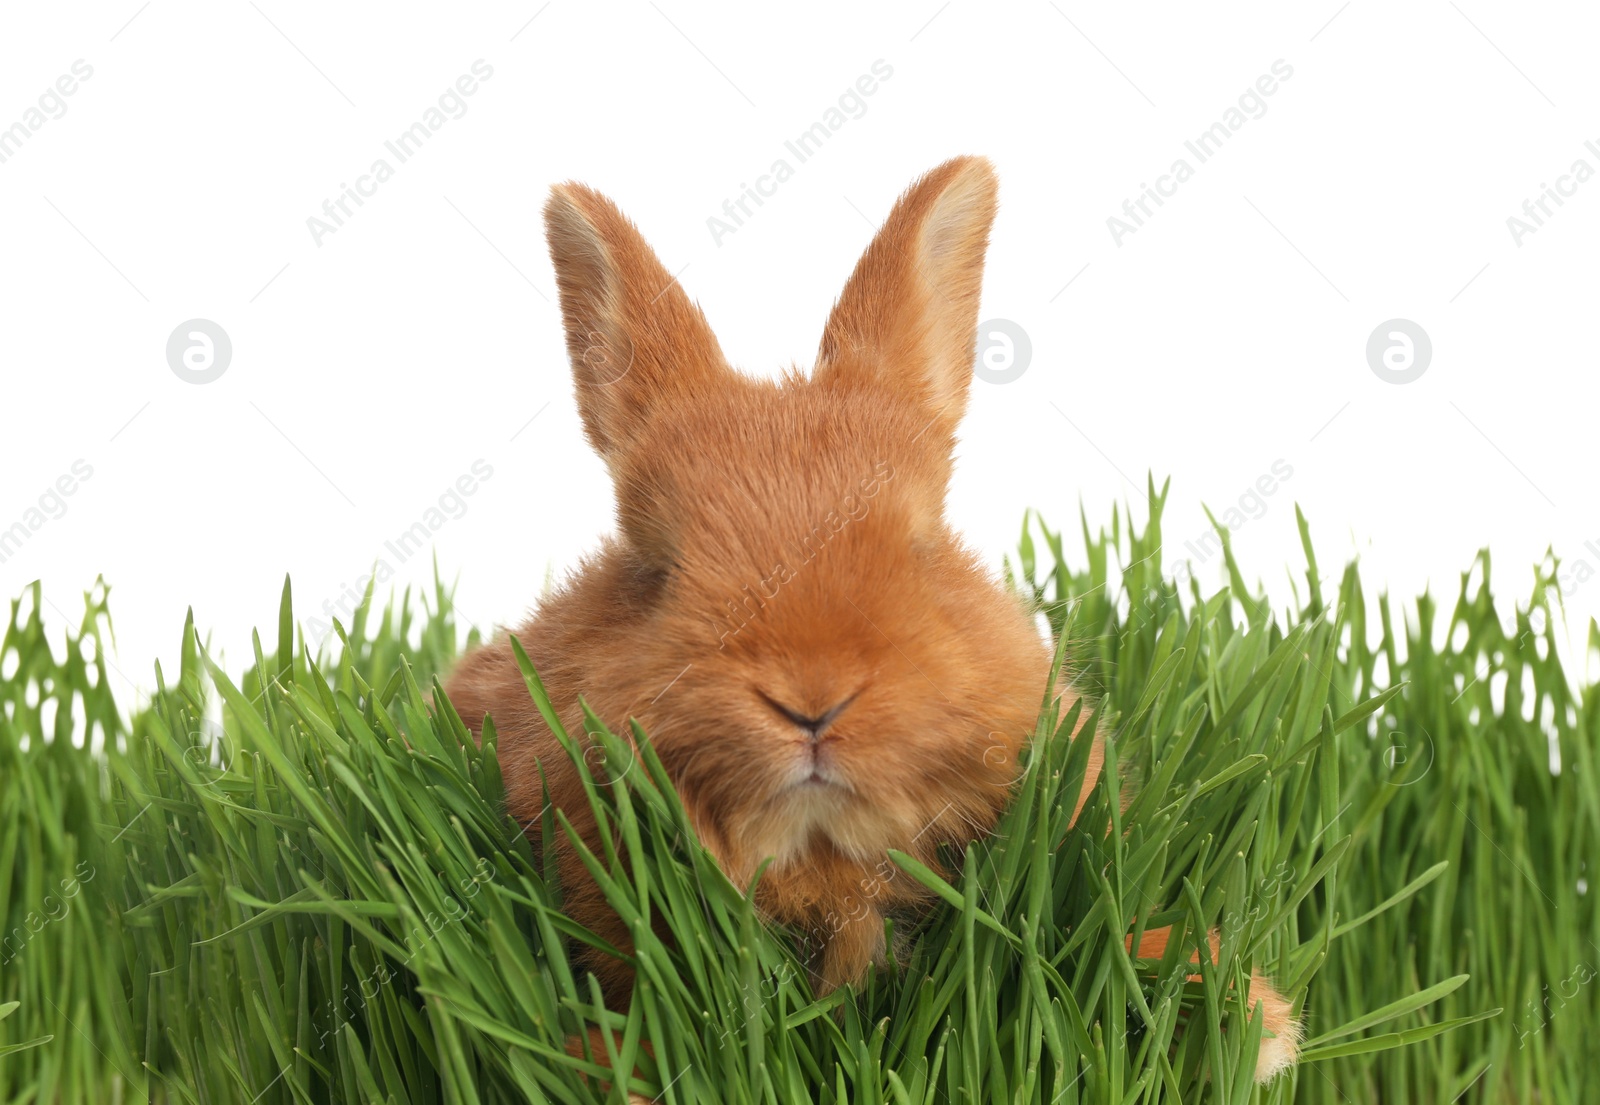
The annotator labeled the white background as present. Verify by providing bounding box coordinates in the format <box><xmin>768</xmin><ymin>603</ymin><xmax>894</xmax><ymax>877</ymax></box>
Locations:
<box><xmin>2</xmin><ymin>1</ymin><xmax>1596</xmax><ymax>707</ymax></box>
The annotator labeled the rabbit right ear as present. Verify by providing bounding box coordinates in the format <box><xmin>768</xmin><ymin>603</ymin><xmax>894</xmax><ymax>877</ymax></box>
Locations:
<box><xmin>544</xmin><ymin>183</ymin><xmax>731</xmax><ymax>464</ymax></box>
<box><xmin>813</xmin><ymin>157</ymin><xmax>998</xmax><ymax>442</ymax></box>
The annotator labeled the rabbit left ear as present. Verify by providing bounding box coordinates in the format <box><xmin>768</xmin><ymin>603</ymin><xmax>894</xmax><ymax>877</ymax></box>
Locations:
<box><xmin>544</xmin><ymin>182</ymin><xmax>731</xmax><ymax>465</ymax></box>
<box><xmin>813</xmin><ymin>157</ymin><xmax>999</xmax><ymax>440</ymax></box>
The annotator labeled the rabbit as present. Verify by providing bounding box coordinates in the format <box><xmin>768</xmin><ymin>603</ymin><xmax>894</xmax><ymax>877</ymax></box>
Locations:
<box><xmin>444</xmin><ymin>156</ymin><xmax>1300</xmax><ymax>1084</ymax></box>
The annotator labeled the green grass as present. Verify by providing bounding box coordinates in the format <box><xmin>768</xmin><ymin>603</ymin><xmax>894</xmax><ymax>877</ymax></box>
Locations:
<box><xmin>1</xmin><ymin>483</ymin><xmax>1595</xmax><ymax>1103</ymax></box>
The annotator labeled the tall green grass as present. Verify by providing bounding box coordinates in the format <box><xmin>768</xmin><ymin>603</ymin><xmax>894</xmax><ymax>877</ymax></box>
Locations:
<box><xmin>0</xmin><ymin>486</ymin><xmax>1594</xmax><ymax>1102</ymax></box>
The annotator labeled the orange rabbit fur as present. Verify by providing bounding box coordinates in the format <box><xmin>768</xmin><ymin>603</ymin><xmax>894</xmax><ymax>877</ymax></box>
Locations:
<box><xmin>444</xmin><ymin>156</ymin><xmax>1300</xmax><ymax>1083</ymax></box>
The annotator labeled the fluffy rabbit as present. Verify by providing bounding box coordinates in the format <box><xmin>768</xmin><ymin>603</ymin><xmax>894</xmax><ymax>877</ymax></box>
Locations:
<box><xmin>444</xmin><ymin>156</ymin><xmax>1299</xmax><ymax>1083</ymax></box>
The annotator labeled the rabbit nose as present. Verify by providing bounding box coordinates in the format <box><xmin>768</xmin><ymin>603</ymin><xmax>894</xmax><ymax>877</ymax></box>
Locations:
<box><xmin>760</xmin><ymin>691</ymin><xmax>858</xmax><ymax>739</ymax></box>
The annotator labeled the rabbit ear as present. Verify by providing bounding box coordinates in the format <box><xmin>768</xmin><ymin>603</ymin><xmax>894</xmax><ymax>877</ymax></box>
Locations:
<box><xmin>813</xmin><ymin>156</ymin><xmax>998</xmax><ymax>437</ymax></box>
<box><xmin>544</xmin><ymin>183</ymin><xmax>730</xmax><ymax>462</ymax></box>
